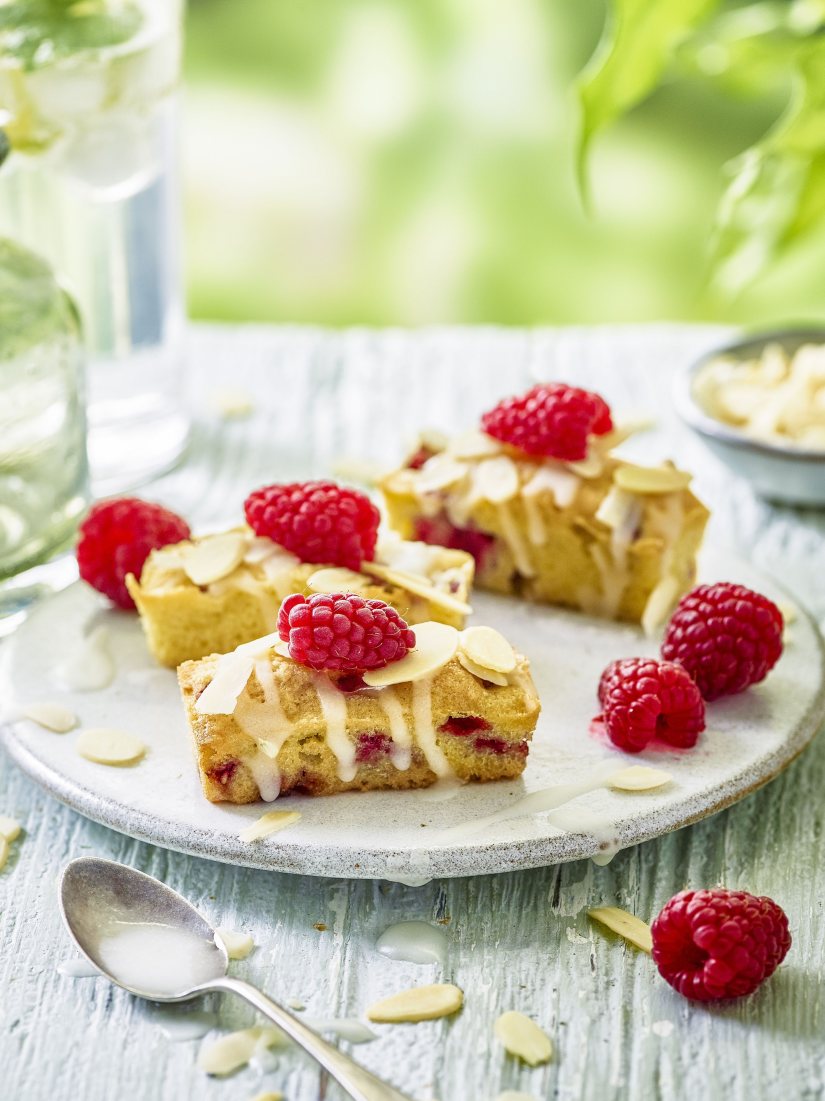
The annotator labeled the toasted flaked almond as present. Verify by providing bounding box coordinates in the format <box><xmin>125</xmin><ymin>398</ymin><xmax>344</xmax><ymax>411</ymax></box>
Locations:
<box><xmin>22</xmin><ymin>703</ymin><xmax>77</xmax><ymax>733</ymax></box>
<box><xmin>456</xmin><ymin>650</ymin><xmax>509</xmax><ymax>686</ymax></box>
<box><xmin>307</xmin><ymin>567</ymin><xmax>372</xmax><ymax>594</ymax></box>
<box><xmin>588</xmin><ymin>907</ymin><xmax>653</xmax><ymax>954</ymax></box>
<box><xmin>777</xmin><ymin>600</ymin><xmax>798</xmax><ymax>625</ymax></box>
<box><xmin>565</xmin><ymin>451</ymin><xmax>604</xmax><ymax>479</ymax></box>
<box><xmin>215</xmin><ymin>927</ymin><xmax>255</xmax><ymax>959</ymax></box>
<box><xmin>460</xmin><ymin>625</ymin><xmax>516</xmax><ymax>674</ymax></box>
<box><xmin>0</xmin><ymin>816</ymin><xmax>21</xmax><ymax>842</ymax></box>
<box><xmin>76</xmin><ymin>728</ymin><xmax>146</xmax><ymax>766</ymax></box>
<box><xmin>609</xmin><ymin>766</ymin><xmax>672</xmax><ymax>792</ymax></box>
<box><xmin>360</xmin><ymin>562</ymin><xmax>472</xmax><ymax>617</ymax></box>
<box><xmin>363</xmin><ymin>622</ymin><xmax>459</xmax><ymax>687</ymax></box>
<box><xmin>182</xmin><ymin>532</ymin><xmax>248</xmax><ymax>586</ymax></box>
<box><xmin>366</xmin><ymin>983</ymin><xmax>463</xmax><ymax>1023</ymax></box>
<box><xmin>474</xmin><ymin>456</ymin><xmax>520</xmax><ymax>502</ymax></box>
<box><xmin>250</xmin><ymin>1093</ymin><xmax>285</xmax><ymax>1101</ymax></box>
<box><xmin>238</xmin><ymin>810</ymin><xmax>301</xmax><ymax>843</ymax></box>
<box><xmin>0</xmin><ymin>838</ymin><xmax>9</xmax><ymax>872</ymax></box>
<box><xmin>641</xmin><ymin>574</ymin><xmax>683</xmax><ymax>637</ymax></box>
<box><xmin>416</xmin><ymin>453</ymin><xmax>469</xmax><ymax>492</ymax></box>
<box><xmin>197</xmin><ymin>1026</ymin><xmax>287</xmax><ymax>1076</ymax></box>
<box><xmin>594</xmin><ymin>486</ymin><xmax>637</xmax><ymax>531</ymax></box>
<box><xmin>195</xmin><ymin>652</ymin><xmax>255</xmax><ymax>715</ymax></box>
<box><xmin>614</xmin><ymin>464</ymin><xmax>692</xmax><ymax>495</ymax></box>
<box><xmin>447</xmin><ymin>429</ymin><xmax>503</xmax><ymax>460</ymax></box>
<box><xmin>494</xmin><ymin>1011</ymin><xmax>553</xmax><ymax>1067</ymax></box>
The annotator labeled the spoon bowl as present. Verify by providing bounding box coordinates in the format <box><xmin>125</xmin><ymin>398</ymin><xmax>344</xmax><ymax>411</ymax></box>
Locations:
<box><xmin>60</xmin><ymin>857</ymin><xmax>227</xmax><ymax>1000</ymax></box>
<box><xmin>58</xmin><ymin>858</ymin><xmax>413</xmax><ymax>1101</ymax></box>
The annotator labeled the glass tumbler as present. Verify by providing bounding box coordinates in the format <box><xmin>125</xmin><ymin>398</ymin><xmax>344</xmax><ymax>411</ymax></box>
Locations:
<box><xmin>0</xmin><ymin>0</ymin><xmax>188</xmax><ymax>492</ymax></box>
<box><xmin>0</xmin><ymin>238</ymin><xmax>89</xmax><ymax>623</ymax></box>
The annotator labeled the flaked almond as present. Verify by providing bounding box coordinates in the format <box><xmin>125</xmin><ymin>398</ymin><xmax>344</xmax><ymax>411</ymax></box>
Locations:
<box><xmin>366</xmin><ymin>983</ymin><xmax>463</xmax><ymax>1023</ymax></box>
<box><xmin>215</xmin><ymin>927</ymin><xmax>255</xmax><ymax>960</ymax></box>
<box><xmin>777</xmin><ymin>600</ymin><xmax>798</xmax><ymax>625</ymax></box>
<box><xmin>522</xmin><ymin>464</ymin><xmax>580</xmax><ymax>509</ymax></box>
<box><xmin>250</xmin><ymin>1093</ymin><xmax>285</xmax><ymax>1101</ymax></box>
<box><xmin>182</xmin><ymin>532</ymin><xmax>248</xmax><ymax>586</ymax></box>
<box><xmin>457</xmin><ymin>650</ymin><xmax>509</xmax><ymax>687</ymax></box>
<box><xmin>243</xmin><ymin>536</ymin><xmax>281</xmax><ymax>565</ymax></box>
<box><xmin>459</xmin><ymin>625</ymin><xmax>516</xmax><ymax>675</ymax></box>
<box><xmin>447</xmin><ymin>429</ymin><xmax>503</xmax><ymax>460</ymax></box>
<box><xmin>474</xmin><ymin>456</ymin><xmax>520</xmax><ymax>503</ymax></box>
<box><xmin>238</xmin><ymin>810</ymin><xmax>301</xmax><ymax>843</ymax></box>
<box><xmin>416</xmin><ymin>453</ymin><xmax>469</xmax><ymax>493</ymax></box>
<box><xmin>565</xmin><ymin>451</ymin><xmax>604</xmax><ymax>479</ymax></box>
<box><xmin>197</xmin><ymin>1026</ymin><xmax>287</xmax><ymax>1076</ymax></box>
<box><xmin>0</xmin><ymin>816</ymin><xmax>21</xmax><ymax>842</ymax></box>
<box><xmin>307</xmin><ymin>567</ymin><xmax>371</xmax><ymax>595</ymax></box>
<box><xmin>494</xmin><ymin>1010</ymin><xmax>553</xmax><ymax>1066</ymax></box>
<box><xmin>210</xmin><ymin>388</ymin><xmax>253</xmax><ymax>419</ymax></box>
<box><xmin>360</xmin><ymin>562</ymin><xmax>472</xmax><ymax>617</ymax></box>
<box><xmin>595</xmin><ymin>486</ymin><xmax>638</xmax><ymax>531</ymax></box>
<box><xmin>609</xmin><ymin>766</ymin><xmax>672</xmax><ymax>792</ymax></box>
<box><xmin>0</xmin><ymin>838</ymin><xmax>9</xmax><ymax>872</ymax></box>
<box><xmin>362</xmin><ymin>622</ymin><xmax>459</xmax><ymax>687</ymax></box>
<box><xmin>588</xmin><ymin>906</ymin><xmax>653</xmax><ymax>954</ymax></box>
<box><xmin>614</xmin><ymin>464</ymin><xmax>692</xmax><ymax>495</ymax></box>
<box><xmin>76</xmin><ymin>728</ymin><xmax>146</xmax><ymax>766</ymax></box>
<box><xmin>22</xmin><ymin>703</ymin><xmax>77</xmax><ymax>733</ymax></box>
<box><xmin>195</xmin><ymin>652</ymin><xmax>255</xmax><ymax>715</ymax></box>
<box><xmin>494</xmin><ymin>1093</ymin><xmax>540</xmax><ymax>1101</ymax></box>
<box><xmin>641</xmin><ymin>574</ymin><xmax>683</xmax><ymax>637</ymax></box>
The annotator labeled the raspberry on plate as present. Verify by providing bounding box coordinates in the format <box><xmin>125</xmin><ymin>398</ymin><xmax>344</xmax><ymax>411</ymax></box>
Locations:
<box><xmin>244</xmin><ymin>481</ymin><xmax>380</xmax><ymax>572</ymax></box>
<box><xmin>651</xmin><ymin>888</ymin><xmax>791</xmax><ymax>1001</ymax></box>
<box><xmin>76</xmin><ymin>497</ymin><xmax>190</xmax><ymax>610</ymax></box>
<box><xmin>661</xmin><ymin>582</ymin><xmax>784</xmax><ymax>700</ymax></box>
<box><xmin>277</xmin><ymin>592</ymin><xmax>415</xmax><ymax>672</ymax></box>
<box><xmin>480</xmin><ymin>382</ymin><xmax>613</xmax><ymax>461</ymax></box>
<box><xmin>597</xmin><ymin>657</ymin><xmax>706</xmax><ymax>753</ymax></box>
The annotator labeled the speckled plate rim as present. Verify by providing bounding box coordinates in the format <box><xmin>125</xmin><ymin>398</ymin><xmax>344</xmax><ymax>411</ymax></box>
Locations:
<box><xmin>1</xmin><ymin>566</ymin><xmax>824</xmax><ymax>881</ymax></box>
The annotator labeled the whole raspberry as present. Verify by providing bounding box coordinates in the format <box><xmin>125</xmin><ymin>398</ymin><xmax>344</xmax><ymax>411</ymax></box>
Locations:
<box><xmin>661</xmin><ymin>582</ymin><xmax>784</xmax><ymax>701</ymax></box>
<box><xmin>244</xmin><ymin>481</ymin><xmax>379</xmax><ymax>571</ymax></box>
<box><xmin>481</xmin><ymin>382</ymin><xmax>613</xmax><ymax>461</ymax></box>
<box><xmin>277</xmin><ymin>592</ymin><xmax>415</xmax><ymax>672</ymax></box>
<box><xmin>597</xmin><ymin>657</ymin><xmax>705</xmax><ymax>753</ymax></box>
<box><xmin>76</xmin><ymin>497</ymin><xmax>190</xmax><ymax>610</ymax></box>
<box><xmin>651</xmin><ymin>888</ymin><xmax>791</xmax><ymax>1001</ymax></box>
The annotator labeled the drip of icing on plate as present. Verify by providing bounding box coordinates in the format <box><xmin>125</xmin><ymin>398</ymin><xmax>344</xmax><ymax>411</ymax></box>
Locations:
<box><xmin>376</xmin><ymin>920</ymin><xmax>448</xmax><ymax>966</ymax></box>
<box><xmin>57</xmin><ymin>625</ymin><xmax>115</xmax><ymax>691</ymax></box>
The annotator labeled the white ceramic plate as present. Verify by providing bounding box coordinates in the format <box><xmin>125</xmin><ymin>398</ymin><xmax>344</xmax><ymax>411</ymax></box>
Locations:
<box><xmin>1</xmin><ymin>549</ymin><xmax>823</xmax><ymax>880</ymax></box>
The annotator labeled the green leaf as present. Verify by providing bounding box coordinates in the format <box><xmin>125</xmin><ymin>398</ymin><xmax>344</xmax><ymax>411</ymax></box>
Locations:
<box><xmin>710</xmin><ymin>37</ymin><xmax>825</xmax><ymax>292</ymax></box>
<box><xmin>575</xmin><ymin>0</ymin><xmax>719</xmax><ymax>198</ymax></box>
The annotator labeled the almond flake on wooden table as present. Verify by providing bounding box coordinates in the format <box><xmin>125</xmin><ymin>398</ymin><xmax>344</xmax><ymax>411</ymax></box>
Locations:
<box><xmin>0</xmin><ymin>838</ymin><xmax>9</xmax><ymax>872</ymax></box>
<box><xmin>197</xmin><ymin>1026</ymin><xmax>287</xmax><ymax>1076</ymax></box>
<box><xmin>238</xmin><ymin>810</ymin><xmax>301</xmax><ymax>843</ymax></box>
<box><xmin>495</xmin><ymin>1093</ymin><xmax>540</xmax><ymax>1101</ymax></box>
<box><xmin>0</xmin><ymin>816</ymin><xmax>21</xmax><ymax>842</ymax></box>
<box><xmin>588</xmin><ymin>907</ymin><xmax>653</xmax><ymax>954</ymax></box>
<box><xmin>366</xmin><ymin>983</ymin><xmax>463</xmax><ymax>1023</ymax></box>
<box><xmin>494</xmin><ymin>1010</ymin><xmax>553</xmax><ymax>1066</ymax></box>
<box><xmin>249</xmin><ymin>1093</ymin><xmax>285</xmax><ymax>1101</ymax></box>
<box><xmin>215</xmin><ymin>927</ymin><xmax>255</xmax><ymax>959</ymax></box>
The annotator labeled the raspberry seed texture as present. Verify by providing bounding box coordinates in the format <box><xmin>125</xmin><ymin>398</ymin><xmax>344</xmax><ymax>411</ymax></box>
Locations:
<box><xmin>597</xmin><ymin>657</ymin><xmax>706</xmax><ymax>753</ymax></box>
<box><xmin>481</xmin><ymin>382</ymin><xmax>613</xmax><ymax>461</ymax></box>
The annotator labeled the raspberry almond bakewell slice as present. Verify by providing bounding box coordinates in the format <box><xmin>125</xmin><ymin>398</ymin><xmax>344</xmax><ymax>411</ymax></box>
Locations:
<box><xmin>177</xmin><ymin>594</ymin><xmax>540</xmax><ymax>803</ymax></box>
<box><xmin>379</xmin><ymin>384</ymin><xmax>710</xmax><ymax>631</ymax></box>
<box><xmin>126</xmin><ymin>481</ymin><xmax>474</xmax><ymax>668</ymax></box>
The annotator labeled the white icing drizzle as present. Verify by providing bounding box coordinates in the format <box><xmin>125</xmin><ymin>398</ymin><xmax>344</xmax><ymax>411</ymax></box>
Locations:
<box><xmin>411</xmin><ymin>678</ymin><xmax>453</xmax><ymax>779</ymax></box>
<box><xmin>236</xmin><ymin>658</ymin><xmax>292</xmax><ymax>801</ymax></box>
<box><xmin>496</xmin><ymin>502</ymin><xmax>536</xmax><ymax>578</ymax></box>
<box><xmin>522</xmin><ymin>493</ymin><xmax>546</xmax><ymax>546</ymax></box>
<box><xmin>313</xmin><ymin>674</ymin><xmax>357</xmax><ymax>782</ymax></box>
<box><xmin>379</xmin><ymin>686</ymin><xmax>412</xmax><ymax>771</ymax></box>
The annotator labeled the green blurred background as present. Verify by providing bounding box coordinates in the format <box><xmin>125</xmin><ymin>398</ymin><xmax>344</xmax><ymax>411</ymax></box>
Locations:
<box><xmin>182</xmin><ymin>0</ymin><xmax>825</xmax><ymax>328</ymax></box>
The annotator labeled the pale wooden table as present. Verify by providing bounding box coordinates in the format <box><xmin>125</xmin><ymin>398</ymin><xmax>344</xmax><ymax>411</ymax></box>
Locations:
<box><xmin>3</xmin><ymin>325</ymin><xmax>825</xmax><ymax>1101</ymax></box>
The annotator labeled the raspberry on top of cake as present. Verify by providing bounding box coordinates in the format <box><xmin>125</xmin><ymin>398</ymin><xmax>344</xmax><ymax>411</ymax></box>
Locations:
<box><xmin>125</xmin><ymin>480</ymin><xmax>475</xmax><ymax>668</ymax></box>
<box><xmin>177</xmin><ymin>592</ymin><xmax>540</xmax><ymax>804</ymax></box>
<box><xmin>379</xmin><ymin>383</ymin><xmax>709</xmax><ymax>633</ymax></box>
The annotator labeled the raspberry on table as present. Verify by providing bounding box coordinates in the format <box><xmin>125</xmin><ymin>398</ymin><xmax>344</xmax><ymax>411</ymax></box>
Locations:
<box><xmin>76</xmin><ymin>497</ymin><xmax>190</xmax><ymax>610</ymax></box>
<box><xmin>480</xmin><ymin>382</ymin><xmax>613</xmax><ymax>461</ymax></box>
<box><xmin>651</xmin><ymin>888</ymin><xmax>791</xmax><ymax>1001</ymax></box>
<box><xmin>661</xmin><ymin>582</ymin><xmax>784</xmax><ymax>700</ymax></box>
<box><xmin>244</xmin><ymin>481</ymin><xmax>380</xmax><ymax>572</ymax></box>
<box><xmin>277</xmin><ymin>592</ymin><xmax>415</xmax><ymax>672</ymax></box>
<box><xmin>597</xmin><ymin>657</ymin><xmax>706</xmax><ymax>753</ymax></box>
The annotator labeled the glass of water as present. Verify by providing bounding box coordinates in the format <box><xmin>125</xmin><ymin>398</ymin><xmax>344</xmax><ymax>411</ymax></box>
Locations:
<box><xmin>0</xmin><ymin>0</ymin><xmax>188</xmax><ymax>493</ymax></box>
<box><xmin>0</xmin><ymin>237</ymin><xmax>89</xmax><ymax>621</ymax></box>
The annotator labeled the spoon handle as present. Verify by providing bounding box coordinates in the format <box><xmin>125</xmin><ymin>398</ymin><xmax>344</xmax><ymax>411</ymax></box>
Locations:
<box><xmin>204</xmin><ymin>975</ymin><xmax>414</xmax><ymax>1101</ymax></box>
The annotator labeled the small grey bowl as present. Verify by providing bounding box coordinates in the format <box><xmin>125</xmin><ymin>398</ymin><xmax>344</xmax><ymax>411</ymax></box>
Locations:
<box><xmin>675</xmin><ymin>328</ymin><xmax>825</xmax><ymax>507</ymax></box>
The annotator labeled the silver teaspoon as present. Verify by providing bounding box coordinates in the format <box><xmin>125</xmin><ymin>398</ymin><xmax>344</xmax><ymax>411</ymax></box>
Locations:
<box><xmin>59</xmin><ymin>858</ymin><xmax>413</xmax><ymax>1101</ymax></box>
